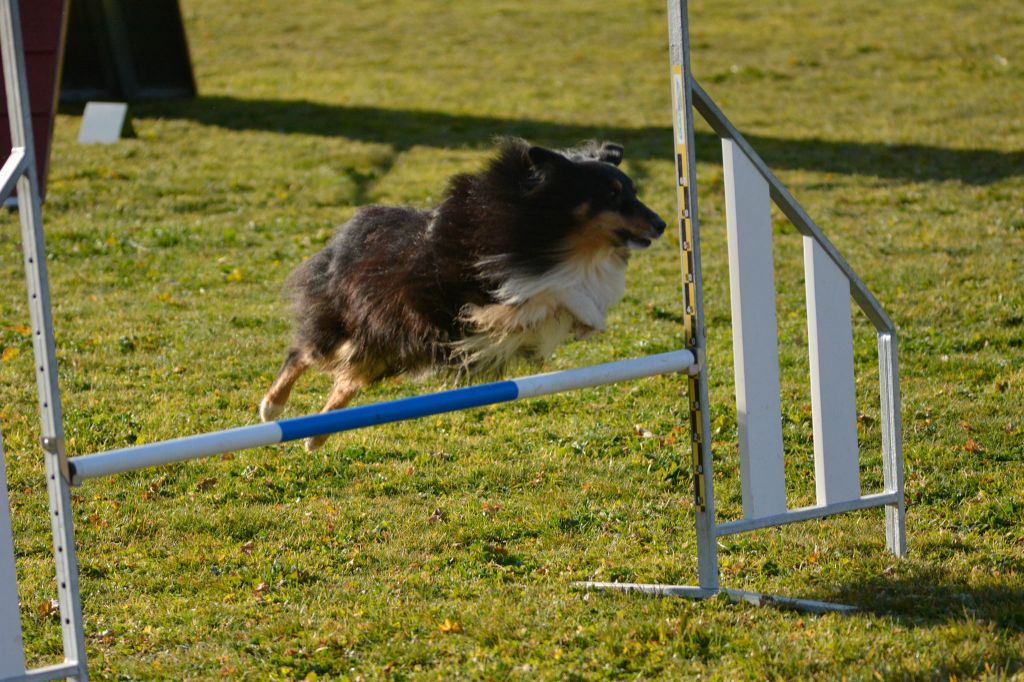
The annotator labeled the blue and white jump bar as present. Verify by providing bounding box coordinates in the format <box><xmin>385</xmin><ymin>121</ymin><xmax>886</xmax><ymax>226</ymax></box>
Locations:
<box><xmin>67</xmin><ymin>350</ymin><xmax>694</xmax><ymax>485</ymax></box>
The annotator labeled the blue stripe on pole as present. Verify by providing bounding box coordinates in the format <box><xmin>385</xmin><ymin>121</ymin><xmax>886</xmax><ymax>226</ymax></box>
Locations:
<box><xmin>69</xmin><ymin>351</ymin><xmax>691</xmax><ymax>483</ymax></box>
<box><xmin>277</xmin><ymin>380</ymin><xmax>520</xmax><ymax>442</ymax></box>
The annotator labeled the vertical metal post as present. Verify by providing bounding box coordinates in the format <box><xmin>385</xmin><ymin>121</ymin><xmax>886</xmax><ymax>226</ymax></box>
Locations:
<box><xmin>1</xmin><ymin>430</ymin><xmax>28</xmax><ymax>679</ymax></box>
<box><xmin>878</xmin><ymin>332</ymin><xmax>907</xmax><ymax>556</ymax></box>
<box><xmin>0</xmin><ymin>0</ymin><xmax>88</xmax><ymax>678</ymax></box>
<box><xmin>667</xmin><ymin>0</ymin><xmax>718</xmax><ymax>590</ymax></box>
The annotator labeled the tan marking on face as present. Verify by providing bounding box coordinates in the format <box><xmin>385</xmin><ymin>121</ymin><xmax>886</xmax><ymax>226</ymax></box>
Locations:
<box><xmin>568</xmin><ymin>210</ymin><xmax>654</xmax><ymax>257</ymax></box>
<box><xmin>567</xmin><ymin>211</ymin><xmax>622</xmax><ymax>256</ymax></box>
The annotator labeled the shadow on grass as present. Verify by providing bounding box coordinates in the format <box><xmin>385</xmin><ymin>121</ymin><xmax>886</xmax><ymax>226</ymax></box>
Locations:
<box><xmin>831</xmin><ymin>565</ymin><xmax>1024</xmax><ymax>633</ymax></box>
<box><xmin>823</xmin><ymin>567</ymin><xmax>1024</xmax><ymax>678</ymax></box>
<box><xmin>107</xmin><ymin>95</ymin><xmax>1024</xmax><ymax>185</ymax></box>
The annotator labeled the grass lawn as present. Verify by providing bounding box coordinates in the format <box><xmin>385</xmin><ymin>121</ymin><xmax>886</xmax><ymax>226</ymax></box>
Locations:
<box><xmin>2</xmin><ymin>0</ymin><xmax>1022</xmax><ymax>678</ymax></box>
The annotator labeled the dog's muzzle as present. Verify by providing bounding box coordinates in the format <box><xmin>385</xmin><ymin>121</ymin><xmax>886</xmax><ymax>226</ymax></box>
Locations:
<box><xmin>624</xmin><ymin>212</ymin><xmax>667</xmax><ymax>250</ymax></box>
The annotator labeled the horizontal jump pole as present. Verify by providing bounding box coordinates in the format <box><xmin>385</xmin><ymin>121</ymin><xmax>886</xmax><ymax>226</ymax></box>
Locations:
<box><xmin>67</xmin><ymin>350</ymin><xmax>695</xmax><ymax>485</ymax></box>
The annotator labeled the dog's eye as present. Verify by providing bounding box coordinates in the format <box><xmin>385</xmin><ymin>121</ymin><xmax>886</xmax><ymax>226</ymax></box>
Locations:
<box><xmin>609</xmin><ymin>182</ymin><xmax>622</xmax><ymax>199</ymax></box>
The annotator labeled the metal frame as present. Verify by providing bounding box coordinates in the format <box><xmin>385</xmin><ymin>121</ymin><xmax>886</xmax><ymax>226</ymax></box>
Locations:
<box><xmin>578</xmin><ymin>0</ymin><xmax>906</xmax><ymax>612</ymax></box>
<box><xmin>691</xmin><ymin>72</ymin><xmax>906</xmax><ymax>559</ymax></box>
<box><xmin>0</xmin><ymin>1</ymin><xmax>87</xmax><ymax>680</ymax></box>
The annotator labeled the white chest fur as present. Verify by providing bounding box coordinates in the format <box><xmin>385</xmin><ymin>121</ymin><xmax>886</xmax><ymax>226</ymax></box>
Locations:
<box><xmin>455</xmin><ymin>251</ymin><xmax>629</xmax><ymax>372</ymax></box>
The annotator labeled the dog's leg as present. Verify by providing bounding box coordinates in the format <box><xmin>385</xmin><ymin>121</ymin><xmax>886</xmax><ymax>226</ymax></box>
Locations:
<box><xmin>260</xmin><ymin>348</ymin><xmax>311</xmax><ymax>421</ymax></box>
<box><xmin>304</xmin><ymin>370</ymin><xmax>368</xmax><ymax>452</ymax></box>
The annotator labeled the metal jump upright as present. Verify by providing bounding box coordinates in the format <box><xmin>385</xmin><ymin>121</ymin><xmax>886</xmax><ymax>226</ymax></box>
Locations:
<box><xmin>0</xmin><ymin>0</ymin><xmax>905</xmax><ymax>679</ymax></box>
<box><xmin>579</xmin><ymin>0</ymin><xmax>906</xmax><ymax>610</ymax></box>
<box><xmin>0</xmin><ymin>0</ymin><xmax>88</xmax><ymax>680</ymax></box>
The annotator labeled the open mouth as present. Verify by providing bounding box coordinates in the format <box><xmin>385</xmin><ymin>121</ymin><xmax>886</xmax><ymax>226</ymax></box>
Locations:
<box><xmin>615</xmin><ymin>228</ymin><xmax>654</xmax><ymax>250</ymax></box>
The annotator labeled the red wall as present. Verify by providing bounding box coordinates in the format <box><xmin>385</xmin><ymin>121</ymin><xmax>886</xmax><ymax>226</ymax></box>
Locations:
<box><xmin>0</xmin><ymin>0</ymin><xmax>67</xmax><ymax>200</ymax></box>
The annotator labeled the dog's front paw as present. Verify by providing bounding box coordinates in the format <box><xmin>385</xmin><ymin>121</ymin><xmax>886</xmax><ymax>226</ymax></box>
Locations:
<box><xmin>259</xmin><ymin>396</ymin><xmax>284</xmax><ymax>422</ymax></box>
<box><xmin>305</xmin><ymin>435</ymin><xmax>327</xmax><ymax>452</ymax></box>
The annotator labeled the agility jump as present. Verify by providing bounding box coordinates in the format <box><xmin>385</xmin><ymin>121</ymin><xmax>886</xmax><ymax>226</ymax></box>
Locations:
<box><xmin>0</xmin><ymin>0</ymin><xmax>904</xmax><ymax>679</ymax></box>
<box><xmin>66</xmin><ymin>351</ymin><xmax>696</xmax><ymax>484</ymax></box>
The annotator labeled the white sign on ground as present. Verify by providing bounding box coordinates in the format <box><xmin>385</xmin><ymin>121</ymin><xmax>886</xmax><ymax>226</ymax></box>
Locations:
<box><xmin>78</xmin><ymin>102</ymin><xmax>129</xmax><ymax>144</ymax></box>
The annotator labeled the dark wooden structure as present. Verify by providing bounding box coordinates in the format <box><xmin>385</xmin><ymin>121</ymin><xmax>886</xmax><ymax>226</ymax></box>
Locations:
<box><xmin>0</xmin><ymin>0</ymin><xmax>196</xmax><ymax>201</ymax></box>
<box><xmin>60</xmin><ymin>0</ymin><xmax>196</xmax><ymax>102</ymax></box>
<box><xmin>0</xmin><ymin>0</ymin><xmax>67</xmax><ymax>200</ymax></box>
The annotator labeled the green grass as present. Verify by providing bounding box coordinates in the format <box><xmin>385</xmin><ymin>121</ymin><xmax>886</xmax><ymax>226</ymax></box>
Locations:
<box><xmin>2</xmin><ymin>0</ymin><xmax>1022</xmax><ymax>678</ymax></box>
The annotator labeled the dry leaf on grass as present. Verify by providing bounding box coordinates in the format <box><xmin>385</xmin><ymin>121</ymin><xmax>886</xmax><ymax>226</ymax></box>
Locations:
<box><xmin>963</xmin><ymin>438</ymin><xmax>985</xmax><ymax>454</ymax></box>
<box><xmin>438</xmin><ymin>618</ymin><xmax>462</xmax><ymax>634</ymax></box>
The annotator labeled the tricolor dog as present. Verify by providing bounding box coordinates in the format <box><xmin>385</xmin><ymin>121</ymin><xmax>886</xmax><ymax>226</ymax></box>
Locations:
<box><xmin>260</xmin><ymin>139</ymin><xmax>666</xmax><ymax>450</ymax></box>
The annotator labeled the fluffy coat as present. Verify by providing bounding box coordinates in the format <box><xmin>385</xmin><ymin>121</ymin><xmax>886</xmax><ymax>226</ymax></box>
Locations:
<box><xmin>260</xmin><ymin>139</ymin><xmax>666</xmax><ymax>449</ymax></box>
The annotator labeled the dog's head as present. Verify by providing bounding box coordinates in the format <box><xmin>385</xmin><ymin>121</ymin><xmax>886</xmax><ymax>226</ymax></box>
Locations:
<box><xmin>526</xmin><ymin>142</ymin><xmax>667</xmax><ymax>252</ymax></box>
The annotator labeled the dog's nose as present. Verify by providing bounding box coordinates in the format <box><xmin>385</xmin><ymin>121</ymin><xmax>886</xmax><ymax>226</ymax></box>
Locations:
<box><xmin>651</xmin><ymin>215</ymin><xmax>667</xmax><ymax>235</ymax></box>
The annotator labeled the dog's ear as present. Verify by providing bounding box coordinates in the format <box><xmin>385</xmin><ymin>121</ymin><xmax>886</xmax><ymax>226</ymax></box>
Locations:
<box><xmin>598</xmin><ymin>142</ymin><xmax>624</xmax><ymax>166</ymax></box>
<box><xmin>527</xmin><ymin>146</ymin><xmax>572</xmax><ymax>176</ymax></box>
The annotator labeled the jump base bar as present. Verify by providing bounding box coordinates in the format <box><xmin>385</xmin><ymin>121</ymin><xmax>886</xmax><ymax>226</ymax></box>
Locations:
<box><xmin>575</xmin><ymin>581</ymin><xmax>857</xmax><ymax>614</ymax></box>
<box><xmin>68</xmin><ymin>350</ymin><xmax>694</xmax><ymax>485</ymax></box>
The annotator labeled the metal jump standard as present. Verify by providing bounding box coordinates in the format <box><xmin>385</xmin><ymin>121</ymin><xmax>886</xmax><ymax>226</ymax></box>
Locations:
<box><xmin>0</xmin><ymin>0</ymin><xmax>905</xmax><ymax>679</ymax></box>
